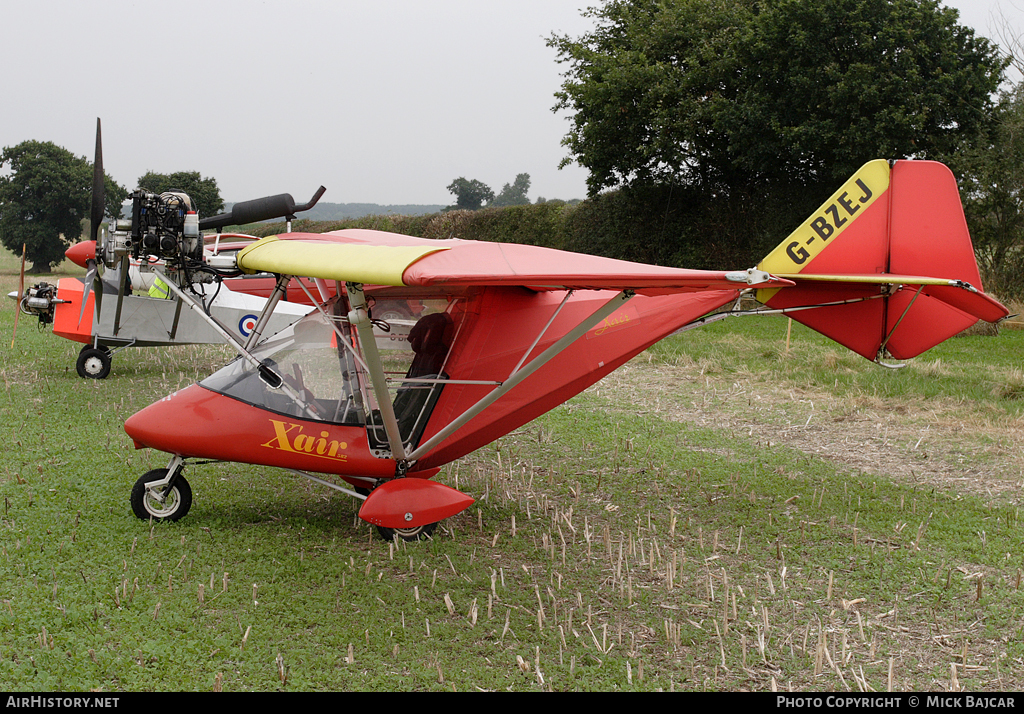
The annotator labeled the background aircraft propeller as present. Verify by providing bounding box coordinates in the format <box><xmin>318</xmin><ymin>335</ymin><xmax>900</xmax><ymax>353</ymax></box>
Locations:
<box><xmin>9</xmin><ymin>244</ymin><xmax>26</xmax><ymax>348</ymax></box>
<box><xmin>79</xmin><ymin>118</ymin><xmax>105</xmax><ymax>327</ymax></box>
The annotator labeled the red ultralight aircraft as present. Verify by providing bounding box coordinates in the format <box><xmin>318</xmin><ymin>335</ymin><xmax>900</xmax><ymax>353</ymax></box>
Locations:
<box><xmin>123</xmin><ymin>159</ymin><xmax>1009</xmax><ymax>540</ymax></box>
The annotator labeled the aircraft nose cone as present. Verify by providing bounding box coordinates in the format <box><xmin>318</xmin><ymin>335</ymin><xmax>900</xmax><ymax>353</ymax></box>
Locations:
<box><xmin>124</xmin><ymin>384</ymin><xmax>254</xmax><ymax>460</ymax></box>
<box><xmin>124</xmin><ymin>385</ymin><xmax>208</xmax><ymax>453</ymax></box>
<box><xmin>65</xmin><ymin>241</ymin><xmax>96</xmax><ymax>269</ymax></box>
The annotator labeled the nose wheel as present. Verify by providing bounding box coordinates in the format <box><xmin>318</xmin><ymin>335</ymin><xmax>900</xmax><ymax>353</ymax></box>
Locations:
<box><xmin>355</xmin><ymin>483</ymin><xmax>439</xmax><ymax>541</ymax></box>
<box><xmin>130</xmin><ymin>468</ymin><xmax>192</xmax><ymax>522</ymax></box>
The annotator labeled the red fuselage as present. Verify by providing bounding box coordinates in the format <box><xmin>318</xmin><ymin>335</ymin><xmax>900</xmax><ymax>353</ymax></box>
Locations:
<box><xmin>125</xmin><ymin>286</ymin><xmax>738</xmax><ymax>479</ymax></box>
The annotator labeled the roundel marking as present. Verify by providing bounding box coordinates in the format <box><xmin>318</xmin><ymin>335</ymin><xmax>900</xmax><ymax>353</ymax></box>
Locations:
<box><xmin>238</xmin><ymin>314</ymin><xmax>258</xmax><ymax>336</ymax></box>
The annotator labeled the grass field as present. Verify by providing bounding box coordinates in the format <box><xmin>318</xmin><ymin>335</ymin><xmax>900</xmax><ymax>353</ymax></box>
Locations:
<box><xmin>2</xmin><ymin>253</ymin><xmax>1023</xmax><ymax>691</ymax></box>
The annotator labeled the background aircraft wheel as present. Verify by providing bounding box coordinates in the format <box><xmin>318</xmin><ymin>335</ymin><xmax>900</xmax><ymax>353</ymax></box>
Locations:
<box><xmin>130</xmin><ymin>469</ymin><xmax>192</xmax><ymax>522</ymax></box>
<box><xmin>375</xmin><ymin>521</ymin><xmax>438</xmax><ymax>542</ymax></box>
<box><xmin>76</xmin><ymin>345</ymin><xmax>111</xmax><ymax>379</ymax></box>
<box><xmin>377</xmin><ymin>310</ymin><xmax>410</xmax><ymax>326</ymax></box>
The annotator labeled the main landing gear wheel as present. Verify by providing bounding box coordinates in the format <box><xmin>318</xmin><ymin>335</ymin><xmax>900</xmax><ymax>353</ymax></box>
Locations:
<box><xmin>131</xmin><ymin>468</ymin><xmax>192</xmax><ymax>522</ymax></box>
<box><xmin>376</xmin><ymin>521</ymin><xmax>438</xmax><ymax>542</ymax></box>
<box><xmin>76</xmin><ymin>345</ymin><xmax>111</xmax><ymax>379</ymax></box>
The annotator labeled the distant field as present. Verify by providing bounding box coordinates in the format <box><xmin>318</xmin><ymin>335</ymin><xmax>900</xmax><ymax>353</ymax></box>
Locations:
<box><xmin>2</xmin><ymin>255</ymin><xmax>1023</xmax><ymax>691</ymax></box>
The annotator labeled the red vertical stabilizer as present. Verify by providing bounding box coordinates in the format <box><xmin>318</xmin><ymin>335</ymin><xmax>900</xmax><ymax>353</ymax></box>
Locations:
<box><xmin>757</xmin><ymin>160</ymin><xmax>1007</xmax><ymax>361</ymax></box>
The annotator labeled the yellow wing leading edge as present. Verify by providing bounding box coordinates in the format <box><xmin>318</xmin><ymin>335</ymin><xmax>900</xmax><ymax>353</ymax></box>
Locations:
<box><xmin>236</xmin><ymin>236</ymin><xmax>449</xmax><ymax>287</ymax></box>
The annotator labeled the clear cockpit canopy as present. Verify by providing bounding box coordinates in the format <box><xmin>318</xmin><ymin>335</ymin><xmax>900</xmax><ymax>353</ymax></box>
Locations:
<box><xmin>200</xmin><ymin>294</ymin><xmax>459</xmax><ymax>453</ymax></box>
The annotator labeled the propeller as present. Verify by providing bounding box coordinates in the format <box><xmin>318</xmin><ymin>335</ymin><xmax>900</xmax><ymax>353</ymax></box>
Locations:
<box><xmin>79</xmin><ymin>118</ymin><xmax>105</xmax><ymax>327</ymax></box>
<box><xmin>9</xmin><ymin>244</ymin><xmax>25</xmax><ymax>349</ymax></box>
<box><xmin>111</xmin><ymin>251</ymin><xmax>130</xmax><ymax>336</ymax></box>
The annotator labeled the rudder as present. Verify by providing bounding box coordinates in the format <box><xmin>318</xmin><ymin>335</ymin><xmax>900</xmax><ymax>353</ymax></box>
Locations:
<box><xmin>755</xmin><ymin>160</ymin><xmax>1007</xmax><ymax>361</ymax></box>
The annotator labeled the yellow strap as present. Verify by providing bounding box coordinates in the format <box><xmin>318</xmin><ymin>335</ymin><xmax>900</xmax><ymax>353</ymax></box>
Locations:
<box><xmin>774</xmin><ymin>273</ymin><xmax>951</xmax><ymax>286</ymax></box>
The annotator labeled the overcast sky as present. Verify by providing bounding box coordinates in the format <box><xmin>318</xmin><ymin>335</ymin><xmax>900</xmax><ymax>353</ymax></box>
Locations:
<box><xmin>1</xmin><ymin>0</ymin><xmax>1021</xmax><ymax>208</ymax></box>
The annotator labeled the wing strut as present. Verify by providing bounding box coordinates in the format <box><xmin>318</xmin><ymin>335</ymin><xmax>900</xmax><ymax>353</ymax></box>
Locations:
<box><xmin>877</xmin><ymin>284</ymin><xmax>926</xmax><ymax>358</ymax></box>
<box><xmin>153</xmin><ymin>267</ymin><xmax>320</xmax><ymax>420</ymax></box>
<box><xmin>244</xmin><ymin>274</ymin><xmax>291</xmax><ymax>350</ymax></box>
<box><xmin>406</xmin><ymin>290</ymin><xmax>636</xmax><ymax>463</ymax></box>
<box><xmin>510</xmin><ymin>289</ymin><xmax>575</xmax><ymax>375</ymax></box>
<box><xmin>153</xmin><ymin>267</ymin><xmax>246</xmax><ymax>351</ymax></box>
<box><xmin>346</xmin><ymin>282</ymin><xmax>409</xmax><ymax>461</ymax></box>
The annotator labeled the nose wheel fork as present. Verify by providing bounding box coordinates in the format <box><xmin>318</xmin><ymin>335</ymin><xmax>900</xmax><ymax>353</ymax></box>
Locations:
<box><xmin>130</xmin><ymin>456</ymin><xmax>192</xmax><ymax>522</ymax></box>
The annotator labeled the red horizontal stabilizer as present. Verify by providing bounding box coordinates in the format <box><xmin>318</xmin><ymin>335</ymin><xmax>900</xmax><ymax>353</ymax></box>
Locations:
<box><xmin>359</xmin><ymin>478</ymin><xmax>475</xmax><ymax>529</ymax></box>
<box><xmin>757</xmin><ymin>160</ymin><xmax>1008</xmax><ymax>361</ymax></box>
<box><xmin>922</xmin><ymin>284</ymin><xmax>1009</xmax><ymax>324</ymax></box>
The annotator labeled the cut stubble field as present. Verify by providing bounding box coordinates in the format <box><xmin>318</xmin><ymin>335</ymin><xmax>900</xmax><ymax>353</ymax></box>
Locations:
<box><xmin>2</xmin><ymin>257</ymin><xmax>1024</xmax><ymax>691</ymax></box>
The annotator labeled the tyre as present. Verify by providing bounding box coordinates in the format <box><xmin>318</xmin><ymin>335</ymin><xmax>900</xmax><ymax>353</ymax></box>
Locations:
<box><xmin>375</xmin><ymin>521</ymin><xmax>438</xmax><ymax>542</ymax></box>
<box><xmin>130</xmin><ymin>469</ymin><xmax>192</xmax><ymax>522</ymax></box>
<box><xmin>76</xmin><ymin>346</ymin><xmax>111</xmax><ymax>379</ymax></box>
<box><xmin>376</xmin><ymin>305</ymin><xmax>412</xmax><ymax>337</ymax></box>
<box><xmin>376</xmin><ymin>304</ymin><xmax>412</xmax><ymax>322</ymax></box>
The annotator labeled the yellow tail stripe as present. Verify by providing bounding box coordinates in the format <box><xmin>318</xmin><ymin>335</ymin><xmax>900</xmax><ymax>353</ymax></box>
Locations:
<box><xmin>757</xmin><ymin>160</ymin><xmax>891</xmax><ymax>302</ymax></box>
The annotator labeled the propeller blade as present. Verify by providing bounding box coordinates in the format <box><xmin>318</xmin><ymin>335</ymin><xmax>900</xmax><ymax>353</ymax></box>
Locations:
<box><xmin>9</xmin><ymin>244</ymin><xmax>25</xmax><ymax>349</ymax></box>
<box><xmin>78</xmin><ymin>258</ymin><xmax>101</xmax><ymax>328</ymax></box>
<box><xmin>81</xmin><ymin>118</ymin><xmax>106</xmax><ymax>328</ymax></box>
<box><xmin>112</xmin><ymin>254</ymin><xmax>130</xmax><ymax>337</ymax></box>
<box><xmin>90</xmin><ymin>118</ymin><xmax>104</xmax><ymax>244</ymax></box>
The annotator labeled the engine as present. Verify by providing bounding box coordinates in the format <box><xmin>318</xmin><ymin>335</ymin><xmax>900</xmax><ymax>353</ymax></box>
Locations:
<box><xmin>103</xmin><ymin>190</ymin><xmax>203</xmax><ymax>269</ymax></box>
<box><xmin>98</xmin><ymin>185</ymin><xmax>326</xmax><ymax>281</ymax></box>
<box><xmin>17</xmin><ymin>282</ymin><xmax>61</xmax><ymax>324</ymax></box>
<box><xmin>133</xmin><ymin>190</ymin><xmax>202</xmax><ymax>264</ymax></box>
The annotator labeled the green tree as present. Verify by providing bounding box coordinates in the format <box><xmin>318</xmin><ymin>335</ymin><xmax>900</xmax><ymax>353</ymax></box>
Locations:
<box><xmin>491</xmin><ymin>173</ymin><xmax>532</xmax><ymax>207</ymax></box>
<box><xmin>0</xmin><ymin>140</ymin><xmax>127</xmax><ymax>273</ymax></box>
<box><xmin>549</xmin><ymin>0</ymin><xmax>1006</xmax><ymax>196</ymax></box>
<box><xmin>446</xmin><ymin>177</ymin><xmax>494</xmax><ymax>211</ymax></box>
<box><xmin>959</xmin><ymin>83</ymin><xmax>1024</xmax><ymax>298</ymax></box>
<box><xmin>137</xmin><ymin>171</ymin><xmax>224</xmax><ymax>219</ymax></box>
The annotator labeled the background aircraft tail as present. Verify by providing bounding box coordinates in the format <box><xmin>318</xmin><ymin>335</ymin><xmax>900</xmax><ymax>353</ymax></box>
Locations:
<box><xmin>755</xmin><ymin>160</ymin><xmax>1008</xmax><ymax>361</ymax></box>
